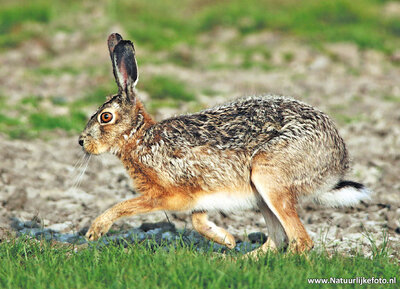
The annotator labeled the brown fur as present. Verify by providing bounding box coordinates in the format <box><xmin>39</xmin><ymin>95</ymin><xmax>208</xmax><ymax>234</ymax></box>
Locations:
<box><xmin>79</xmin><ymin>33</ymin><xmax>369</xmax><ymax>255</ymax></box>
<box><xmin>192</xmin><ymin>212</ymin><xmax>236</xmax><ymax>249</ymax></box>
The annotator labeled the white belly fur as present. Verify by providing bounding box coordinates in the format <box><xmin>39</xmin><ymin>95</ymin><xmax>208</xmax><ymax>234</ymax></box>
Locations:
<box><xmin>192</xmin><ymin>191</ymin><xmax>258</xmax><ymax>213</ymax></box>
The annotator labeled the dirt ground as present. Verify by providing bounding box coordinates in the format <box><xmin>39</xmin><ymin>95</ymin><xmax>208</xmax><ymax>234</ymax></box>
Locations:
<box><xmin>0</xmin><ymin>32</ymin><xmax>399</xmax><ymax>259</ymax></box>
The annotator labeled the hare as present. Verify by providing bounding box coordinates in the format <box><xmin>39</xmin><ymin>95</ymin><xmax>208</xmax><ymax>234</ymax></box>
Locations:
<box><xmin>79</xmin><ymin>33</ymin><xmax>371</xmax><ymax>254</ymax></box>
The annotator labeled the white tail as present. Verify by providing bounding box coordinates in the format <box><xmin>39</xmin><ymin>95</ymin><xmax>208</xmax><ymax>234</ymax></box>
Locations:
<box><xmin>314</xmin><ymin>181</ymin><xmax>372</xmax><ymax>207</ymax></box>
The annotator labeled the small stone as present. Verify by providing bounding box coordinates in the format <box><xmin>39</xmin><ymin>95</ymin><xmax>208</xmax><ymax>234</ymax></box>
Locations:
<box><xmin>386</xmin><ymin>211</ymin><xmax>397</xmax><ymax>222</ymax></box>
<box><xmin>366</xmin><ymin>205</ymin><xmax>380</xmax><ymax>212</ymax></box>
<box><xmin>23</xmin><ymin>220</ymin><xmax>40</xmax><ymax>229</ymax></box>
<box><xmin>183</xmin><ymin>230</ymin><xmax>204</xmax><ymax>245</ymax></box>
<box><xmin>145</xmin><ymin>228</ymin><xmax>162</xmax><ymax>235</ymax></box>
<box><xmin>35</xmin><ymin>230</ymin><xmax>55</xmax><ymax>241</ymax></box>
<box><xmin>19</xmin><ymin>228</ymin><xmax>42</xmax><ymax>236</ymax></box>
<box><xmin>105</xmin><ymin>235</ymin><xmax>126</xmax><ymax>245</ymax></box>
<box><xmin>344</xmin><ymin>223</ymin><xmax>363</xmax><ymax>234</ymax></box>
<box><xmin>387</xmin><ymin>219</ymin><xmax>399</xmax><ymax>231</ymax></box>
<box><xmin>78</xmin><ymin>226</ymin><xmax>89</xmax><ymax>236</ymax></box>
<box><xmin>47</xmin><ymin>223</ymin><xmax>71</xmax><ymax>232</ymax></box>
<box><xmin>5</xmin><ymin>188</ymin><xmax>27</xmax><ymax>210</ymax></box>
<box><xmin>71</xmin><ymin>236</ymin><xmax>87</xmax><ymax>245</ymax></box>
<box><xmin>161</xmin><ymin>231</ymin><xmax>176</xmax><ymax>241</ymax></box>
<box><xmin>211</xmin><ymin>243</ymin><xmax>226</xmax><ymax>253</ymax></box>
<box><xmin>139</xmin><ymin>222</ymin><xmax>176</xmax><ymax>233</ymax></box>
<box><xmin>10</xmin><ymin>218</ymin><xmax>24</xmax><ymax>230</ymax></box>
<box><xmin>336</xmin><ymin>215</ymin><xmax>352</xmax><ymax>228</ymax></box>
<box><xmin>130</xmin><ymin>232</ymin><xmax>147</xmax><ymax>242</ymax></box>
<box><xmin>309</xmin><ymin>56</ymin><xmax>330</xmax><ymax>71</ymax></box>
<box><xmin>248</xmin><ymin>232</ymin><xmax>267</xmax><ymax>244</ymax></box>
<box><xmin>235</xmin><ymin>241</ymin><xmax>254</xmax><ymax>253</ymax></box>
<box><xmin>58</xmin><ymin>234</ymin><xmax>76</xmax><ymax>243</ymax></box>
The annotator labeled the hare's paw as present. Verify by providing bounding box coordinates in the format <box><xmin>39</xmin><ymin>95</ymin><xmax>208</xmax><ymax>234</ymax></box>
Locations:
<box><xmin>86</xmin><ymin>215</ymin><xmax>113</xmax><ymax>241</ymax></box>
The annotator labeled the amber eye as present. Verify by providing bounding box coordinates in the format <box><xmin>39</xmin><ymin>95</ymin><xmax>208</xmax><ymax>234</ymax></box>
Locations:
<box><xmin>100</xmin><ymin>112</ymin><xmax>113</xmax><ymax>123</ymax></box>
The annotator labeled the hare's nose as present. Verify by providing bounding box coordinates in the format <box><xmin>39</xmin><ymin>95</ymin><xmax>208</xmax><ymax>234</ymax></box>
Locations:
<box><xmin>78</xmin><ymin>137</ymin><xmax>84</xmax><ymax>146</ymax></box>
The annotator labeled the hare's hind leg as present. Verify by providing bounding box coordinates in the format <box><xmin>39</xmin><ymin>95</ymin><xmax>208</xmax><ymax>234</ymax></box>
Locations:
<box><xmin>250</xmin><ymin>153</ymin><xmax>313</xmax><ymax>253</ymax></box>
<box><xmin>245</xmin><ymin>199</ymin><xmax>287</xmax><ymax>258</ymax></box>
<box><xmin>192</xmin><ymin>212</ymin><xmax>236</xmax><ymax>249</ymax></box>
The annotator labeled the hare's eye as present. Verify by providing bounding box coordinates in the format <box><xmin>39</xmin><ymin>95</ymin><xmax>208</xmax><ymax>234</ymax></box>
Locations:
<box><xmin>100</xmin><ymin>112</ymin><xmax>113</xmax><ymax>123</ymax></box>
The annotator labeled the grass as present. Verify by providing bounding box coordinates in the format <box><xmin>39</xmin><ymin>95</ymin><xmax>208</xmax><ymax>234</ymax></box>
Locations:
<box><xmin>0</xmin><ymin>74</ymin><xmax>195</xmax><ymax>138</ymax></box>
<box><xmin>34</xmin><ymin>66</ymin><xmax>82</xmax><ymax>77</ymax></box>
<box><xmin>139</xmin><ymin>75</ymin><xmax>196</xmax><ymax>112</ymax></box>
<box><xmin>29</xmin><ymin>110</ymin><xmax>87</xmax><ymax>132</ymax></box>
<box><xmin>140</xmin><ymin>75</ymin><xmax>195</xmax><ymax>102</ymax></box>
<box><xmin>113</xmin><ymin>0</ymin><xmax>400</xmax><ymax>53</ymax></box>
<box><xmin>0</xmin><ymin>237</ymin><xmax>398</xmax><ymax>289</ymax></box>
<box><xmin>3</xmin><ymin>0</ymin><xmax>398</xmax><ymax>52</ymax></box>
<box><xmin>0</xmin><ymin>93</ymin><xmax>89</xmax><ymax>139</ymax></box>
<box><xmin>72</xmin><ymin>81</ymin><xmax>116</xmax><ymax>107</ymax></box>
<box><xmin>383</xmin><ymin>95</ymin><xmax>400</xmax><ymax>103</ymax></box>
<box><xmin>109</xmin><ymin>0</ymin><xmax>197</xmax><ymax>50</ymax></box>
<box><xmin>0</xmin><ymin>110</ymin><xmax>87</xmax><ymax>139</ymax></box>
<box><xmin>199</xmin><ymin>0</ymin><xmax>400</xmax><ymax>52</ymax></box>
<box><xmin>0</xmin><ymin>1</ymin><xmax>52</xmax><ymax>48</ymax></box>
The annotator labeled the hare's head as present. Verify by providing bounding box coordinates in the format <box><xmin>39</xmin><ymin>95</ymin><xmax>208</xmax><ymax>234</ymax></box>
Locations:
<box><xmin>79</xmin><ymin>33</ymin><xmax>141</xmax><ymax>155</ymax></box>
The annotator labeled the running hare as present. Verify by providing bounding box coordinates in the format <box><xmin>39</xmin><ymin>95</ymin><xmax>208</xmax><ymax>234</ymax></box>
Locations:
<box><xmin>79</xmin><ymin>33</ymin><xmax>371</xmax><ymax>254</ymax></box>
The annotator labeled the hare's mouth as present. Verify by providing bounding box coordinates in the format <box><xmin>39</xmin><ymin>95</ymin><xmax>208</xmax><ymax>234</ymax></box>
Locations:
<box><xmin>84</xmin><ymin>145</ymin><xmax>105</xmax><ymax>155</ymax></box>
<box><xmin>79</xmin><ymin>135</ymin><xmax>107</xmax><ymax>155</ymax></box>
<box><xmin>81</xmin><ymin>141</ymin><xmax>106</xmax><ymax>155</ymax></box>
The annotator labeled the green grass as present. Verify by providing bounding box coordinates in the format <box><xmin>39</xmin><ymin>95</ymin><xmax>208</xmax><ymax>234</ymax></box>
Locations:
<box><xmin>109</xmin><ymin>0</ymin><xmax>197</xmax><ymax>50</ymax></box>
<box><xmin>140</xmin><ymin>75</ymin><xmax>196</xmax><ymax>102</ymax></box>
<box><xmin>197</xmin><ymin>0</ymin><xmax>400</xmax><ymax>52</ymax></box>
<box><xmin>383</xmin><ymin>95</ymin><xmax>400</xmax><ymax>103</ymax></box>
<box><xmin>0</xmin><ymin>110</ymin><xmax>87</xmax><ymax>139</ymax></box>
<box><xmin>0</xmin><ymin>95</ymin><xmax>88</xmax><ymax>139</ymax></box>
<box><xmin>29</xmin><ymin>110</ymin><xmax>87</xmax><ymax>132</ymax></box>
<box><xmin>0</xmin><ymin>1</ymin><xmax>52</xmax><ymax>48</ymax></box>
<box><xmin>138</xmin><ymin>75</ymin><xmax>196</xmax><ymax>112</ymax></box>
<box><xmin>34</xmin><ymin>66</ymin><xmax>82</xmax><ymax>77</ymax></box>
<box><xmin>0</xmin><ymin>237</ymin><xmax>398</xmax><ymax>289</ymax></box>
<box><xmin>3</xmin><ymin>0</ymin><xmax>398</xmax><ymax>52</ymax></box>
<box><xmin>329</xmin><ymin>103</ymin><xmax>368</xmax><ymax>125</ymax></box>
<box><xmin>113</xmin><ymin>0</ymin><xmax>400</xmax><ymax>53</ymax></box>
<box><xmin>72</xmin><ymin>81</ymin><xmax>117</xmax><ymax>107</ymax></box>
<box><xmin>0</xmin><ymin>74</ymin><xmax>196</xmax><ymax>139</ymax></box>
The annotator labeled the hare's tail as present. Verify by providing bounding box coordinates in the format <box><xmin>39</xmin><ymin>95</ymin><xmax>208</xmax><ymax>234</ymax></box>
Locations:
<box><xmin>314</xmin><ymin>180</ymin><xmax>372</xmax><ymax>207</ymax></box>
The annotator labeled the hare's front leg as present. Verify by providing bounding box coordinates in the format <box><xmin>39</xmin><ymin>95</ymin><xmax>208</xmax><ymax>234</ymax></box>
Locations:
<box><xmin>192</xmin><ymin>212</ymin><xmax>236</xmax><ymax>249</ymax></box>
<box><xmin>86</xmin><ymin>195</ymin><xmax>159</xmax><ymax>241</ymax></box>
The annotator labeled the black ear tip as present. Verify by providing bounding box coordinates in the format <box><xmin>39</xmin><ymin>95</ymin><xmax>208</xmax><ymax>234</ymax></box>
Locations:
<box><xmin>108</xmin><ymin>33</ymin><xmax>123</xmax><ymax>42</ymax></box>
<box><xmin>107</xmin><ymin>33</ymin><xmax>124</xmax><ymax>55</ymax></box>
<box><xmin>115</xmin><ymin>40</ymin><xmax>136</xmax><ymax>53</ymax></box>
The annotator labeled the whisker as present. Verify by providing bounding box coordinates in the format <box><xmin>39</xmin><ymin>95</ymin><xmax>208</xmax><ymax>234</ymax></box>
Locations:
<box><xmin>73</xmin><ymin>152</ymin><xmax>87</xmax><ymax>171</ymax></box>
<box><xmin>70</xmin><ymin>153</ymin><xmax>92</xmax><ymax>192</ymax></box>
<box><xmin>77</xmin><ymin>154</ymin><xmax>91</xmax><ymax>188</ymax></box>
<box><xmin>68</xmin><ymin>151</ymin><xmax>88</xmax><ymax>184</ymax></box>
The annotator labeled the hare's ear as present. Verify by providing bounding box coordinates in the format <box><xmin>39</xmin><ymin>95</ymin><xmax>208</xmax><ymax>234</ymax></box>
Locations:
<box><xmin>107</xmin><ymin>33</ymin><xmax>123</xmax><ymax>59</ymax></box>
<box><xmin>107</xmin><ymin>33</ymin><xmax>123</xmax><ymax>96</ymax></box>
<box><xmin>110</xmin><ymin>38</ymin><xmax>138</xmax><ymax>101</ymax></box>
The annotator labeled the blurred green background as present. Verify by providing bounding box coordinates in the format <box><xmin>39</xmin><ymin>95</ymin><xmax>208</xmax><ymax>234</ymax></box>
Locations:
<box><xmin>0</xmin><ymin>0</ymin><xmax>399</xmax><ymax>139</ymax></box>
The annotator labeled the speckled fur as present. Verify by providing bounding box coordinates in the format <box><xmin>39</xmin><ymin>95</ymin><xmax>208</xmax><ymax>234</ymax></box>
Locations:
<box><xmin>130</xmin><ymin>95</ymin><xmax>349</xmax><ymax>194</ymax></box>
<box><xmin>79</xmin><ymin>34</ymin><xmax>369</xmax><ymax>253</ymax></box>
